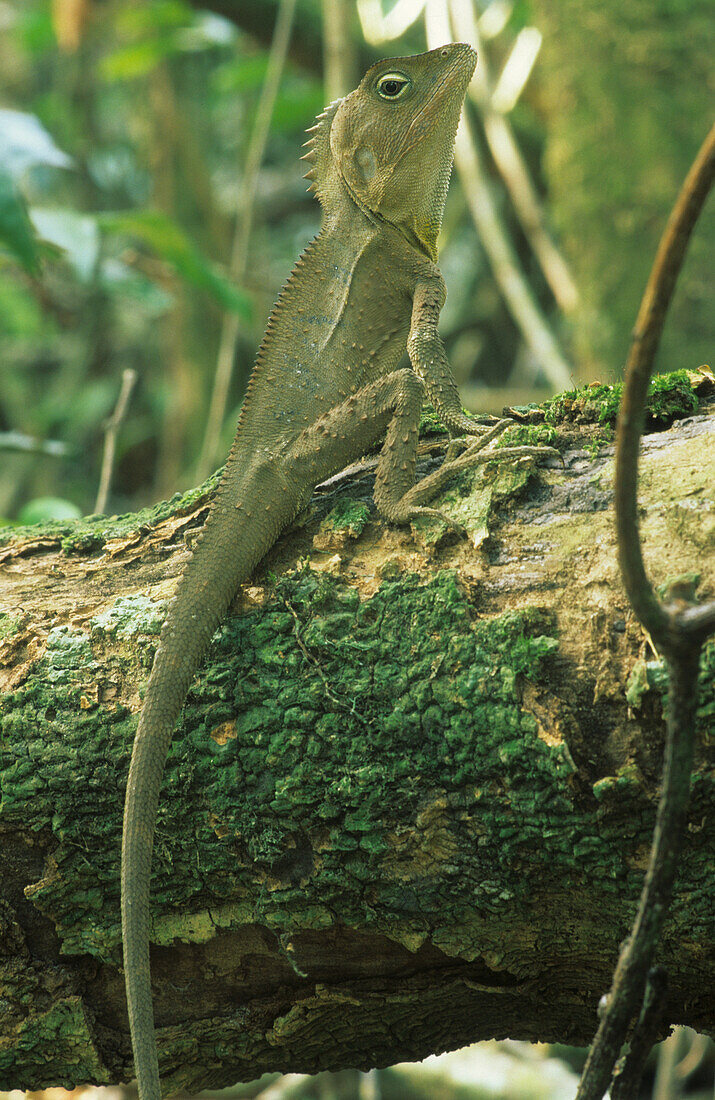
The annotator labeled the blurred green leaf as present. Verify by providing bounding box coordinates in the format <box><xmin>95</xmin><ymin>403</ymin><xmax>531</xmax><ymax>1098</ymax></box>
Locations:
<box><xmin>0</xmin><ymin>109</ymin><xmax>73</xmax><ymax>178</ymax></box>
<box><xmin>272</xmin><ymin>82</ymin><xmax>325</xmax><ymax>133</ymax></box>
<box><xmin>98</xmin><ymin>210</ymin><xmax>252</xmax><ymax>318</ymax></box>
<box><xmin>30</xmin><ymin>208</ymin><xmax>100</xmax><ymax>281</ymax></box>
<box><xmin>99</xmin><ymin>259</ymin><xmax>174</xmax><ymax>315</ymax></box>
<box><xmin>16</xmin><ymin>6</ymin><xmax>56</xmax><ymax>54</ymax></box>
<box><xmin>18</xmin><ymin>497</ymin><xmax>82</xmax><ymax>524</ymax></box>
<box><xmin>0</xmin><ymin>274</ymin><xmax>45</xmax><ymax>336</ymax></box>
<box><xmin>103</xmin><ymin>3</ymin><xmax>232</xmax><ymax>79</ymax></box>
<box><xmin>0</xmin><ymin>171</ymin><xmax>41</xmax><ymax>275</ymax></box>
<box><xmin>212</xmin><ymin>53</ymin><xmax>270</xmax><ymax>95</ymax></box>
<box><xmin>115</xmin><ymin>0</ymin><xmax>194</xmax><ymax>36</ymax></box>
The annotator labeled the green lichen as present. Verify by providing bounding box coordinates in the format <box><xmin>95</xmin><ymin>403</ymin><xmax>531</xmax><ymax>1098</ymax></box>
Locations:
<box><xmin>91</xmin><ymin>595</ymin><xmax>166</xmax><ymax>640</ymax></box>
<box><xmin>42</xmin><ymin>627</ymin><xmax>96</xmax><ymax>681</ymax></box>
<box><xmin>412</xmin><ymin>446</ymin><xmax>543</xmax><ymax>549</ymax></box>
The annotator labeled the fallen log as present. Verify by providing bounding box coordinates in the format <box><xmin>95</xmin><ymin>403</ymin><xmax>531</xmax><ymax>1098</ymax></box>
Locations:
<box><xmin>0</xmin><ymin>379</ymin><xmax>712</xmax><ymax>1090</ymax></box>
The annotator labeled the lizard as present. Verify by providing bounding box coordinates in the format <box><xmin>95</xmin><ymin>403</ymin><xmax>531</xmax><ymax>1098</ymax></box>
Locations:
<box><xmin>122</xmin><ymin>42</ymin><xmax>553</xmax><ymax>1098</ymax></box>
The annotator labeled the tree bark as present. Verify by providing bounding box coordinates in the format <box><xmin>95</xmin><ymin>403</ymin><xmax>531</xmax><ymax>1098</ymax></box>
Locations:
<box><xmin>0</xmin><ymin>387</ymin><xmax>713</xmax><ymax>1091</ymax></box>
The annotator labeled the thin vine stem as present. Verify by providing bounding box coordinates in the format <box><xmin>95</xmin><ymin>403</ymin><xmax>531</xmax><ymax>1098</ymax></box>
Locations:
<box><xmin>576</xmin><ymin>122</ymin><xmax>715</xmax><ymax>1100</ymax></box>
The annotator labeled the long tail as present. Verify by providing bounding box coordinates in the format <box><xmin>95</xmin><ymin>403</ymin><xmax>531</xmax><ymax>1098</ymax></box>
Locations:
<box><xmin>121</xmin><ymin>461</ymin><xmax>297</xmax><ymax>1099</ymax></box>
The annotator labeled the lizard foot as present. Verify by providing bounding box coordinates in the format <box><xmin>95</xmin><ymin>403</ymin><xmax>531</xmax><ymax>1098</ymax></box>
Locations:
<box><xmin>405</xmin><ymin>505</ymin><xmax>467</xmax><ymax>538</ymax></box>
<box><xmin>443</xmin><ymin>417</ymin><xmax>513</xmax><ymax>464</ymax></box>
<box><xmin>405</xmin><ymin>440</ymin><xmax>560</xmax><ymax>513</ymax></box>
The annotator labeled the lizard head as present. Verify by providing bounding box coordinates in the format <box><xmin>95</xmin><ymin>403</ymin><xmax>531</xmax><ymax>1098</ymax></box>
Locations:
<box><xmin>303</xmin><ymin>44</ymin><xmax>476</xmax><ymax>260</ymax></box>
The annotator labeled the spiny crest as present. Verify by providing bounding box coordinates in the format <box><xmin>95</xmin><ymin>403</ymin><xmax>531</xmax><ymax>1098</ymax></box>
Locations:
<box><xmin>299</xmin><ymin>98</ymin><xmax>343</xmax><ymax>200</ymax></box>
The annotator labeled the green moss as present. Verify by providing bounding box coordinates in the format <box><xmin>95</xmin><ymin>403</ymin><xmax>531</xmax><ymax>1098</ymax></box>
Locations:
<box><xmin>626</xmin><ymin>642</ymin><xmax>713</xmax><ymax>739</ymax></box>
<box><xmin>418</xmin><ymin>403</ymin><xmax>449</xmax><ymax>436</ymax></box>
<box><xmin>1</xmin><ymin>570</ymin><xmax>712</xmax><ymax>973</ymax></box>
<box><xmin>321</xmin><ymin>499</ymin><xmax>370</xmax><ymax>538</ymax></box>
<box><xmin>0</xmin><ymin>466</ymin><xmax>223</xmax><ymax>550</ymax></box>
<box><xmin>497</xmin><ymin>424</ymin><xmax>559</xmax><ymax>449</ymax></box>
<box><xmin>693</xmin><ymin>640</ymin><xmax>715</xmax><ymax>745</ymax></box>
<box><xmin>647</xmin><ymin>371</ymin><xmax>699</xmax><ymax>426</ymax></box>
<box><xmin>655</xmin><ymin>573</ymin><xmax>701</xmax><ymax>603</ymax></box>
<box><xmin>0</xmin><ymin>997</ymin><xmax>109</xmax><ymax>1085</ymax></box>
<box><xmin>0</xmin><ymin>613</ymin><xmax>21</xmax><ymax>640</ymax></box>
<box><xmin>543</xmin><ymin>370</ymin><xmax>698</xmax><ymax>430</ymax></box>
<box><xmin>586</xmin><ymin>431</ymin><xmax>614</xmax><ymax>459</ymax></box>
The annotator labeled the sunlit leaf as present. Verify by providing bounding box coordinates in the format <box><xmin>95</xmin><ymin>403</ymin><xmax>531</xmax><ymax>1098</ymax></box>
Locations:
<box><xmin>0</xmin><ymin>171</ymin><xmax>40</xmax><ymax>275</ymax></box>
<box><xmin>98</xmin><ymin>210</ymin><xmax>252</xmax><ymax>318</ymax></box>
<box><xmin>30</xmin><ymin>208</ymin><xmax>100</xmax><ymax>281</ymax></box>
<box><xmin>100</xmin><ymin>39</ymin><xmax>175</xmax><ymax>81</ymax></box>
<box><xmin>0</xmin><ymin>109</ymin><xmax>73</xmax><ymax>178</ymax></box>
<box><xmin>174</xmin><ymin>13</ymin><xmax>237</xmax><ymax>50</ymax></box>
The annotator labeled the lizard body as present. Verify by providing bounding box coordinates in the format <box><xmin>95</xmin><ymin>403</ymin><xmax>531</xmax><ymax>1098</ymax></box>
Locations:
<box><xmin>123</xmin><ymin>43</ymin><xmax>488</xmax><ymax>1098</ymax></box>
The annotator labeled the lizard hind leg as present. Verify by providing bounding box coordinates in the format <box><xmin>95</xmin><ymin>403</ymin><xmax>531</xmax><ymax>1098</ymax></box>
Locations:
<box><xmin>369</xmin><ymin>372</ymin><xmax>474</xmax><ymax>533</ymax></box>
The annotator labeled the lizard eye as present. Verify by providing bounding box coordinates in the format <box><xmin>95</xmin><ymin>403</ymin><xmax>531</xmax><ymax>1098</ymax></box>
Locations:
<box><xmin>376</xmin><ymin>72</ymin><xmax>411</xmax><ymax>100</ymax></box>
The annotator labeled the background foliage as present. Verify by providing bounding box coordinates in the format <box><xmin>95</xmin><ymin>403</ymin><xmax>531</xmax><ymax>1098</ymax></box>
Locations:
<box><xmin>0</xmin><ymin>0</ymin><xmax>712</xmax><ymax>525</ymax></box>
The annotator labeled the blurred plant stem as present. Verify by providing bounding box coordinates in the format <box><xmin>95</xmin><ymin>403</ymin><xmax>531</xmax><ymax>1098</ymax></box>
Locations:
<box><xmin>425</xmin><ymin>0</ymin><xmax>572</xmax><ymax>391</ymax></box>
<box><xmin>322</xmin><ymin>0</ymin><xmax>358</xmax><ymax>100</ymax></box>
<box><xmin>196</xmin><ymin>0</ymin><xmax>297</xmax><ymax>482</ymax></box>
<box><xmin>449</xmin><ymin>0</ymin><xmax>579</xmax><ymax>313</ymax></box>
<box><xmin>94</xmin><ymin>368</ymin><xmax>137</xmax><ymax>514</ymax></box>
<box><xmin>149</xmin><ymin>59</ymin><xmax>200</xmax><ymax>496</ymax></box>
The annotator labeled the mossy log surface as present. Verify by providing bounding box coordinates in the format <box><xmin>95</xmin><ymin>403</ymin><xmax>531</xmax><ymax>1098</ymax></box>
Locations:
<box><xmin>0</xmin><ymin>381</ymin><xmax>713</xmax><ymax>1090</ymax></box>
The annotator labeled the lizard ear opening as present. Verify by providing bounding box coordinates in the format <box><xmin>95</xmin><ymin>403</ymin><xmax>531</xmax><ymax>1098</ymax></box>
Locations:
<box><xmin>354</xmin><ymin>146</ymin><xmax>377</xmax><ymax>183</ymax></box>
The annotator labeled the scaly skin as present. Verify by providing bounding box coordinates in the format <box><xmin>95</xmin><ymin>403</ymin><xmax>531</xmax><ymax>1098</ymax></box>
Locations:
<box><xmin>122</xmin><ymin>43</ymin><xmax>549</xmax><ymax>1097</ymax></box>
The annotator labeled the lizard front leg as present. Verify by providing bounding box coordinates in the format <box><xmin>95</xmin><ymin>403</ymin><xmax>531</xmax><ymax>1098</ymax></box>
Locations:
<box><xmin>407</xmin><ymin>276</ymin><xmax>486</xmax><ymax>438</ymax></box>
<box><xmin>403</xmin><ymin>275</ymin><xmax>559</xmax><ymax>512</ymax></box>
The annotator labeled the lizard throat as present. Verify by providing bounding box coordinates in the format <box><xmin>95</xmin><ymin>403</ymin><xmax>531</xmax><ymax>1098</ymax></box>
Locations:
<box><xmin>337</xmin><ymin>167</ymin><xmax>437</xmax><ymax>261</ymax></box>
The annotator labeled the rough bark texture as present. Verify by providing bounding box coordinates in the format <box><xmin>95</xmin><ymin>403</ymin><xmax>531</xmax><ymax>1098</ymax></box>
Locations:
<box><xmin>0</xmin><ymin>381</ymin><xmax>713</xmax><ymax>1091</ymax></box>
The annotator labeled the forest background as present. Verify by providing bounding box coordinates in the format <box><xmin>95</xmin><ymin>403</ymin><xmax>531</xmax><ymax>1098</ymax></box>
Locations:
<box><xmin>1</xmin><ymin>0</ymin><xmax>712</xmax><ymax>526</ymax></box>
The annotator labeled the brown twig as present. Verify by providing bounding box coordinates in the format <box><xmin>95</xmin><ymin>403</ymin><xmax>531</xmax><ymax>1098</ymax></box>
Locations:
<box><xmin>610</xmin><ymin>967</ymin><xmax>668</xmax><ymax>1100</ymax></box>
<box><xmin>94</xmin><ymin>368</ymin><xmax>137</xmax><ymax>515</ymax></box>
<box><xmin>576</xmin><ymin>122</ymin><xmax>715</xmax><ymax>1100</ymax></box>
